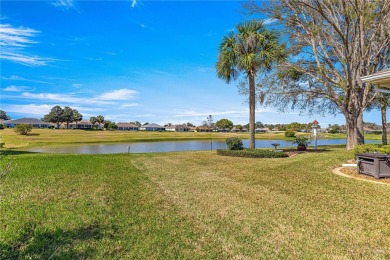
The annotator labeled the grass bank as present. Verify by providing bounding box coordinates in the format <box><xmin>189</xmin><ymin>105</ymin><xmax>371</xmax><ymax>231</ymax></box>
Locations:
<box><xmin>1</xmin><ymin>149</ymin><xmax>389</xmax><ymax>258</ymax></box>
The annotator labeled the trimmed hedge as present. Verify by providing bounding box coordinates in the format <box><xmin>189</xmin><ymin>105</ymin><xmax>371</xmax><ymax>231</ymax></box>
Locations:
<box><xmin>354</xmin><ymin>144</ymin><xmax>390</xmax><ymax>156</ymax></box>
<box><xmin>226</xmin><ymin>137</ymin><xmax>243</xmax><ymax>150</ymax></box>
<box><xmin>217</xmin><ymin>149</ymin><xmax>288</xmax><ymax>158</ymax></box>
<box><xmin>285</xmin><ymin>130</ymin><xmax>296</xmax><ymax>137</ymax></box>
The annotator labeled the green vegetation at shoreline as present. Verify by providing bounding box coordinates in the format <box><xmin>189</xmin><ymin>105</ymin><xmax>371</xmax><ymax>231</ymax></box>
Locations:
<box><xmin>1</xmin><ymin>128</ymin><xmax>385</xmax><ymax>149</ymax></box>
<box><xmin>1</xmin><ymin>149</ymin><xmax>389</xmax><ymax>258</ymax></box>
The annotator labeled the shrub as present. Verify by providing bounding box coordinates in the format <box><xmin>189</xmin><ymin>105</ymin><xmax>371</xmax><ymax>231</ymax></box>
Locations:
<box><xmin>226</xmin><ymin>137</ymin><xmax>243</xmax><ymax>150</ymax></box>
<box><xmin>0</xmin><ymin>124</ymin><xmax>3</xmax><ymax>130</ymax></box>
<box><xmin>285</xmin><ymin>130</ymin><xmax>296</xmax><ymax>137</ymax></box>
<box><xmin>353</xmin><ymin>144</ymin><xmax>390</xmax><ymax>156</ymax></box>
<box><xmin>217</xmin><ymin>149</ymin><xmax>288</xmax><ymax>158</ymax></box>
<box><xmin>292</xmin><ymin>136</ymin><xmax>310</xmax><ymax>147</ymax></box>
<box><xmin>14</xmin><ymin>124</ymin><xmax>32</xmax><ymax>135</ymax></box>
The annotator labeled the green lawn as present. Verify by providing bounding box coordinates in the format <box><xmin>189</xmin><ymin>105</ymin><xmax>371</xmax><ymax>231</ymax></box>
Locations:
<box><xmin>1</xmin><ymin>149</ymin><xmax>389</xmax><ymax>258</ymax></box>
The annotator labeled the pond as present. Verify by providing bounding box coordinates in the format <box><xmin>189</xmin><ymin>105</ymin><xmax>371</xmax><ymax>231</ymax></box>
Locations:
<box><xmin>27</xmin><ymin>139</ymin><xmax>380</xmax><ymax>154</ymax></box>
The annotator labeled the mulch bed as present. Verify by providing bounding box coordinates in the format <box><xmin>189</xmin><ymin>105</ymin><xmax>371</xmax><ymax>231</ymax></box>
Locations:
<box><xmin>339</xmin><ymin>167</ymin><xmax>390</xmax><ymax>184</ymax></box>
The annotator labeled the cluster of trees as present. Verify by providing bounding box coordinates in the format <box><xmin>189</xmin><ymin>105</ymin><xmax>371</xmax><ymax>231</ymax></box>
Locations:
<box><xmin>0</xmin><ymin>110</ymin><xmax>10</xmax><ymax>120</ymax></box>
<box><xmin>43</xmin><ymin>106</ymin><xmax>83</xmax><ymax>129</ymax></box>
<box><xmin>217</xmin><ymin>1</ymin><xmax>389</xmax><ymax>150</ymax></box>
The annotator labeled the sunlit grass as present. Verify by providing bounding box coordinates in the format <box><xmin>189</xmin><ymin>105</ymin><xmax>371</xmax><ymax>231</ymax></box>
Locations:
<box><xmin>1</xmin><ymin>149</ymin><xmax>389</xmax><ymax>258</ymax></box>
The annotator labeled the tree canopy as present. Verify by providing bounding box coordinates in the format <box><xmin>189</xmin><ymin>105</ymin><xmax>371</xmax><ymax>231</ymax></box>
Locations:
<box><xmin>0</xmin><ymin>110</ymin><xmax>10</xmax><ymax>120</ymax></box>
<box><xmin>215</xmin><ymin>118</ymin><xmax>234</xmax><ymax>130</ymax></box>
<box><xmin>246</xmin><ymin>0</ymin><xmax>390</xmax><ymax>149</ymax></box>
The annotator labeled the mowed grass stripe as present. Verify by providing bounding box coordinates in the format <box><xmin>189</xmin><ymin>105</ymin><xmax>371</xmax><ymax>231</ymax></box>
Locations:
<box><xmin>132</xmin><ymin>150</ymin><xmax>390</xmax><ymax>258</ymax></box>
<box><xmin>0</xmin><ymin>153</ymin><xmax>221</xmax><ymax>259</ymax></box>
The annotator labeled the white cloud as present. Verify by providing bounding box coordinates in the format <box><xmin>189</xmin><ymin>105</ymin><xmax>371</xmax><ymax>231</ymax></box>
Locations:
<box><xmin>1</xmin><ymin>75</ymin><xmax>51</xmax><ymax>84</ymax></box>
<box><xmin>51</xmin><ymin>0</ymin><xmax>77</xmax><ymax>10</ymax></box>
<box><xmin>6</xmin><ymin>104</ymin><xmax>53</xmax><ymax>115</ymax></box>
<box><xmin>0</xmin><ymin>24</ymin><xmax>38</xmax><ymax>47</ymax></box>
<box><xmin>121</xmin><ymin>103</ymin><xmax>141</xmax><ymax>108</ymax></box>
<box><xmin>0</xmin><ymin>24</ymin><xmax>54</xmax><ymax>66</ymax></box>
<box><xmin>131</xmin><ymin>0</ymin><xmax>137</xmax><ymax>8</ymax></box>
<box><xmin>16</xmin><ymin>88</ymin><xmax>138</xmax><ymax>106</ymax></box>
<box><xmin>3</xmin><ymin>85</ymin><xmax>31</xmax><ymax>92</ymax></box>
<box><xmin>1</xmin><ymin>51</ymin><xmax>55</xmax><ymax>66</ymax></box>
<box><xmin>134</xmin><ymin>114</ymin><xmax>152</xmax><ymax>118</ymax></box>
<box><xmin>97</xmin><ymin>89</ymin><xmax>138</xmax><ymax>101</ymax></box>
<box><xmin>72</xmin><ymin>83</ymin><xmax>83</xmax><ymax>88</ymax></box>
<box><xmin>263</xmin><ymin>18</ymin><xmax>277</xmax><ymax>25</ymax></box>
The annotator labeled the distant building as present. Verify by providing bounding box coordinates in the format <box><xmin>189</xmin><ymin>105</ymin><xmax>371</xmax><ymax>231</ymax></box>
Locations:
<box><xmin>4</xmin><ymin>118</ymin><xmax>49</xmax><ymax>128</ymax></box>
<box><xmin>54</xmin><ymin>120</ymin><xmax>102</xmax><ymax>129</ymax></box>
<box><xmin>139</xmin><ymin>123</ymin><xmax>165</xmax><ymax>131</ymax></box>
<box><xmin>117</xmin><ymin>122</ymin><xmax>139</xmax><ymax>131</ymax></box>
<box><xmin>165</xmin><ymin>125</ymin><xmax>190</xmax><ymax>132</ymax></box>
<box><xmin>195</xmin><ymin>126</ymin><xmax>214</xmax><ymax>132</ymax></box>
<box><xmin>255</xmin><ymin>128</ymin><xmax>269</xmax><ymax>133</ymax></box>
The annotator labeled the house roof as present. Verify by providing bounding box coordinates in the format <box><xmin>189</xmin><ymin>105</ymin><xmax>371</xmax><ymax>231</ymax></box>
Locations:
<box><xmin>143</xmin><ymin>123</ymin><xmax>164</xmax><ymax>128</ymax></box>
<box><xmin>361</xmin><ymin>68</ymin><xmax>390</xmax><ymax>89</ymax></box>
<box><xmin>7</xmin><ymin>118</ymin><xmax>49</xmax><ymax>125</ymax></box>
<box><xmin>117</xmin><ymin>122</ymin><xmax>139</xmax><ymax>128</ymax></box>
<box><xmin>166</xmin><ymin>124</ymin><xmax>189</xmax><ymax>129</ymax></box>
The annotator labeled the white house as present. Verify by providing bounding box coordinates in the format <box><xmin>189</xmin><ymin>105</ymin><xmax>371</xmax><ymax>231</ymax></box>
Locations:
<box><xmin>117</xmin><ymin>122</ymin><xmax>139</xmax><ymax>131</ymax></box>
<box><xmin>165</xmin><ymin>125</ymin><xmax>190</xmax><ymax>132</ymax></box>
<box><xmin>139</xmin><ymin>123</ymin><xmax>165</xmax><ymax>131</ymax></box>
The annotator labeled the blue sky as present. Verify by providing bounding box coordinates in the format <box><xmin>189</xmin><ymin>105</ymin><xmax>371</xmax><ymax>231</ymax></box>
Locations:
<box><xmin>0</xmin><ymin>0</ymin><xmax>385</xmax><ymax>126</ymax></box>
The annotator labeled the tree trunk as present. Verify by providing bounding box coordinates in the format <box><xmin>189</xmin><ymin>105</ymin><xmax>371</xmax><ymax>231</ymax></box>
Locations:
<box><xmin>356</xmin><ymin>112</ymin><xmax>365</xmax><ymax>145</ymax></box>
<box><xmin>249</xmin><ymin>73</ymin><xmax>256</xmax><ymax>149</ymax></box>
<box><xmin>66</xmin><ymin>122</ymin><xmax>69</xmax><ymax>129</ymax></box>
<box><xmin>345</xmin><ymin>113</ymin><xmax>358</xmax><ymax>150</ymax></box>
<box><xmin>381</xmin><ymin>104</ymin><xmax>387</xmax><ymax>145</ymax></box>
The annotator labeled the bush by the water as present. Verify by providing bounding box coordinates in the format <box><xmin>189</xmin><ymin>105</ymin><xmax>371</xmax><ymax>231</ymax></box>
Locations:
<box><xmin>354</xmin><ymin>144</ymin><xmax>390</xmax><ymax>155</ymax></box>
<box><xmin>226</xmin><ymin>137</ymin><xmax>243</xmax><ymax>150</ymax></box>
<box><xmin>14</xmin><ymin>124</ymin><xmax>32</xmax><ymax>135</ymax></box>
<box><xmin>285</xmin><ymin>130</ymin><xmax>296</xmax><ymax>137</ymax></box>
<box><xmin>217</xmin><ymin>149</ymin><xmax>288</xmax><ymax>158</ymax></box>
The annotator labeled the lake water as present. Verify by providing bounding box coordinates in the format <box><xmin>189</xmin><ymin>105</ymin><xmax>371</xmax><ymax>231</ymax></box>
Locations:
<box><xmin>28</xmin><ymin>139</ymin><xmax>380</xmax><ymax>154</ymax></box>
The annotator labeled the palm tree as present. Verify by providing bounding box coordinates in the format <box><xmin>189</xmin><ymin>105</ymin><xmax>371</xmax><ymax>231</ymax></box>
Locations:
<box><xmin>216</xmin><ymin>20</ymin><xmax>286</xmax><ymax>148</ymax></box>
<box><xmin>96</xmin><ymin>115</ymin><xmax>105</xmax><ymax>130</ymax></box>
<box><xmin>90</xmin><ymin>117</ymin><xmax>98</xmax><ymax>129</ymax></box>
<box><xmin>73</xmin><ymin>109</ymin><xmax>82</xmax><ymax>129</ymax></box>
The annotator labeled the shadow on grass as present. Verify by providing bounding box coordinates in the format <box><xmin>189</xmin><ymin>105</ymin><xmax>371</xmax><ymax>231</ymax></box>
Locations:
<box><xmin>0</xmin><ymin>150</ymin><xmax>38</xmax><ymax>156</ymax></box>
<box><xmin>0</xmin><ymin>223</ymin><xmax>102</xmax><ymax>259</ymax></box>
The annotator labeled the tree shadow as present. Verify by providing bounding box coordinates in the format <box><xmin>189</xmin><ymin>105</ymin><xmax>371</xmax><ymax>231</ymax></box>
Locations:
<box><xmin>0</xmin><ymin>150</ymin><xmax>38</xmax><ymax>156</ymax></box>
<box><xmin>0</xmin><ymin>223</ymin><xmax>102</xmax><ymax>259</ymax></box>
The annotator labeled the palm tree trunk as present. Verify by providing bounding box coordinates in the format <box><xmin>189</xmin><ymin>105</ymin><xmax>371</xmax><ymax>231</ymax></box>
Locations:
<box><xmin>381</xmin><ymin>103</ymin><xmax>387</xmax><ymax>145</ymax></box>
<box><xmin>249</xmin><ymin>73</ymin><xmax>256</xmax><ymax>149</ymax></box>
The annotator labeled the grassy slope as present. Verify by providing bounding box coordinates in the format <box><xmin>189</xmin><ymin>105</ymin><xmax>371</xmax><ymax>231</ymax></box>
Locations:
<box><xmin>1</xmin><ymin>128</ymin><xmax>385</xmax><ymax>149</ymax></box>
<box><xmin>1</xmin><ymin>150</ymin><xmax>389</xmax><ymax>258</ymax></box>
